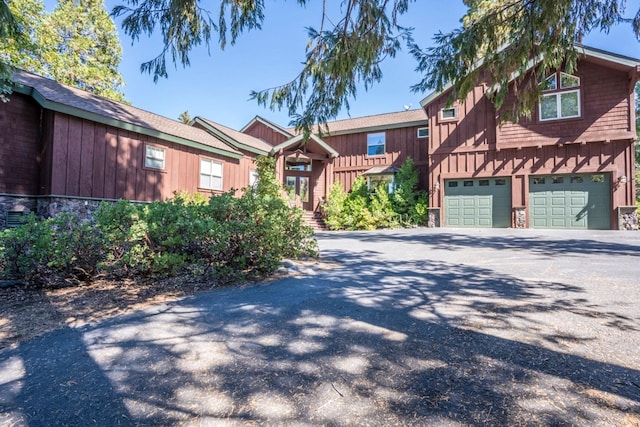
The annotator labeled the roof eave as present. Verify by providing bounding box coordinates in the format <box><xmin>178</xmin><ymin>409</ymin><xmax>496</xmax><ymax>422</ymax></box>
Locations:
<box><xmin>193</xmin><ymin>117</ymin><xmax>269</xmax><ymax>156</ymax></box>
<box><xmin>15</xmin><ymin>85</ymin><xmax>243</xmax><ymax>160</ymax></box>
<box><xmin>326</xmin><ymin>119</ymin><xmax>430</xmax><ymax>136</ymax></box>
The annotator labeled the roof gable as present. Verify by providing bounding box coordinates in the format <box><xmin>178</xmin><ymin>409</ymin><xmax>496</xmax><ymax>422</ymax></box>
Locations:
<box><xmin>420</xmin><ymin>44</ymin><xmax>640</xmax><ymax>108</ymax></box>
<box><xmin>240</xmin><ymin>115</ymin><xmax>294</xmax><ymax>138</ymax></box>
<box><xmin>270</xmin><ymin>133</ymin><xmax>339</xmax><ymax>158</ymax></box>
<box><xmin>12</xmin><ymin>70</ymin><xmax>242</xmax><ymax>159</ymax></box>
<box><xmin>193</xmin><ymin>117</ymin><xmax>272</xmax><ymax>155</ymax></box>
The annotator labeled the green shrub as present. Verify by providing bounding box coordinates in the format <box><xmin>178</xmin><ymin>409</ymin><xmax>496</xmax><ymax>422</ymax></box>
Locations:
<box><xmin>0</xmin><ymin>213</ymin><xmax>105</xmax><ymax>285</ymax></box>
<box><xmin>323</xmin><ymin>157</ymin><xmax>429</xmax><ymax>230</ymax></box>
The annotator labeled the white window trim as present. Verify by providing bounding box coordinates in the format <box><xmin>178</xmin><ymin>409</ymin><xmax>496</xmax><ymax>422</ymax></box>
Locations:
<box><xmin>145</xmin><ymin>144</ymin><xmax>166</xmax><ymax>170</ymax></box>
<box><xmin>417</xmin><ymin>127</ymin><xmax>429</xmax><ymax>138</ymax></box>
<box><xmin>199</xmin><ymin>158</ymin><xmax>224</xmax><ymax>191</ymax></box>
<box><xmin>439</xmin><ymin>107</ymin><xmax>457</xmax><ymax>120</ymax></box>
<box><xmin>366</xmin><ymin>132</ymin><xmax>386</xmax><ymax>157</ymax></box>
<box><xmin>539</xmin><ymin>89</ymin><xmax>581</xmax><ymax>121</ymax></box>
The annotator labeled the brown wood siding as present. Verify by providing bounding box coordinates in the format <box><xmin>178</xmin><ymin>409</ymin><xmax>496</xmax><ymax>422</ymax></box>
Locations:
<box><xmin>48</xmin><ymin>113</ymin><xmax>242</xmax><ymax>201</ymax></box>
<box><xmin>427</xmin><ymin>85</ymin><xmax>495</xmax><ymax>155</ymax></box>
<box><xmin>497</xmin><ymin>60</ymin><xmax>634</xmax><ymax>148</ymax></box>
<box><xmin>425</xmin><ymin>57</ymin><xmax>637</xmax><ymax>229</ymax></box>
<box><xmin>325</xmin><ymin>125</ymin><xmax>429</xmax><ymax>192</ymax></box>
<box><xmin>428</xmin><ymin>140</ymin><xmax>635</xmax><ymax>228</ymax></box>
<box><xmin>0</xmin><ymin>94</ymin><xmax>42</xmax><ymax>195</ymax></box>
<box><xmin>243</xmin><ymin>121</ymin><xmax>290</xmax><ymax>146</ymax></box>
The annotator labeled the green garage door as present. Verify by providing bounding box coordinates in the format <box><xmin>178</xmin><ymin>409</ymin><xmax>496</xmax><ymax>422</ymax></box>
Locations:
<box><xmin>444</xmin><ymin>178</ymin><xmax>512</xmax><ymax>227</ymax></box>
<box><xmin>529</xmin><ymin>173</ymin><xmax>610</xmax><ymax>229</ymax></box>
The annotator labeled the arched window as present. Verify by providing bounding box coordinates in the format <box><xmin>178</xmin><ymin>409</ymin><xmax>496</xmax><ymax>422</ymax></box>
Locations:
<box><xmin>539</xmin><ymin>72</ymin><xmax>581</xmax><ymax>121</ymax></box>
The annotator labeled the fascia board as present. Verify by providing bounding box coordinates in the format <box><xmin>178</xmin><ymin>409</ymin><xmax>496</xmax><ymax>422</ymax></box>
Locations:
<box><xmin>194</xmin><ymin>118</ymin><xmax>268</xmax><ymax>156</ymax></box>
<box><xmin>326</xmin><ymin>120</ymin><xmax>430</xmax><ymax>136</ymax></box>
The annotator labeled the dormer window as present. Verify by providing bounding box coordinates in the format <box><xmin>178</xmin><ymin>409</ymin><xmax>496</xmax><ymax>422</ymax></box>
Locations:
<box><xmin>539</xmin><ymin>72</ymin><xmax>581</xmax><ymax>121</ymax></box>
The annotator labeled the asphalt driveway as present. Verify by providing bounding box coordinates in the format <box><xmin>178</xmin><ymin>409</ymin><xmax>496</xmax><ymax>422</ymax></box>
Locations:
<box><xmin>1</xmin><ymin>228</ymin><xmax>639</xmax><ymax>425</ymax></box>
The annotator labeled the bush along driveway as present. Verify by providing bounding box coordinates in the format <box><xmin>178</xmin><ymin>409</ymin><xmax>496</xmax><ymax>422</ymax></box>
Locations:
<box><xmin>1</xmin><ymin>228</ymin><xmax>639</xmax><ymax>425</ymax></box>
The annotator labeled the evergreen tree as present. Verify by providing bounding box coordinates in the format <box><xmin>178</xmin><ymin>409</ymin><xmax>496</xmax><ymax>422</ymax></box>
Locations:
<box><xmin>178</xmin><ymin>110</ymin><xmax>191</xmax><ymax>124</ymax></box>
<box><xmin>0</xmin><ymin>0</ymin><xmax>126</xmax><ymax>102</ymax></box>
<box><xmin>111</xmin><ymin>0</ymin><xmax>639</xmax><ymax>129</ymax></box>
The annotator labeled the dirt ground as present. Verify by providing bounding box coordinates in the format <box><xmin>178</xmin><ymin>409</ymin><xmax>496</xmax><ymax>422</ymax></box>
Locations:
<box><xmin>0</xmin><ymin>260</ymin><xmax>319</xmax><ymax>350</ymax></box>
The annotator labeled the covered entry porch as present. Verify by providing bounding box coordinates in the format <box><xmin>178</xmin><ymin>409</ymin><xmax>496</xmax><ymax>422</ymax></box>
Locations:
<box><xmin>270</xmin><ymin>133</ymin><xmax>339</xmax><ymax>211</ymax></box>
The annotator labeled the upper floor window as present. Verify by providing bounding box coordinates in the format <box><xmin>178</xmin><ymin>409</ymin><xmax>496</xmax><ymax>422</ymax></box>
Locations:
<box><xmin>145</xmin><ymin>145</ymin><xmax>165</xmax><ymax>170</ymax></box>
<box><xmin>440</xmin><ymin>107</ymin><xmax>457</xmax><ymax>120</ymax></box>
<box><xmin>417</xmin><ymin>126</ymin><xmax>429</xmax><ymax>138</ymax></box>
<box><xmin>367</xmin><ymin>132</ymin><xmax>385</xmax><ymax>156</ymax></box>
<box><xmin>539</xmin><ymin>72</ymin><xmax>581</xmax><ymax>121</ymax></box>
<box><xmin>200</xmin><ymin>158</ymin><xmax>223</xmax><ymax>190</ymax></box>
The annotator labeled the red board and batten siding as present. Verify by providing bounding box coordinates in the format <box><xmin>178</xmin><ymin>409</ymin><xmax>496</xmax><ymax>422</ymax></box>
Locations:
<box><xmin>0</xmin><ymin>94</ymin><xmax>42</xmax><ymax>195</ymax></box>
<box><xmin>43</xmin><ymin>112</ymin><xmax>241</xmax><ymax>202</ymax></box>
<box><xmin>496</xmin><ymin>61</ymin><xmax>635</xmax><ymax>148</ymax></box>
<box><xmin>426</xmin><ymin>57</ymin><xmax>637</xmax><ymax>228</ymax></box>
<box><xmin>243</xmin><ymin>121</ymin><xmax>290</xmax><ymax>146</ymax></box>
<box><xmin>325</xmin><ymin>125</ymin><xmax>430</xmax><ymax>191</ymax></box>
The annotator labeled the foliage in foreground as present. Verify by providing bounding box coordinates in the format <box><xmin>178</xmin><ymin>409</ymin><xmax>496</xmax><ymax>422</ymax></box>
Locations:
<box><xmin>0</xmin><ymin>157</ymin><xmax>317</xmax><ymax>286</ymax></box>
<box><xmin>324</xmin><ymin>157</ymin><xmax>428</xmax><ymax>230</ymax></box>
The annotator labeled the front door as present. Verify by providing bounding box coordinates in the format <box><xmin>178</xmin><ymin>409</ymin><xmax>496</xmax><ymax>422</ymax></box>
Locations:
<box><xmin>284</xmin><ymin>174</ymin><xmax>312</xmax><ymax>210</ymax></box>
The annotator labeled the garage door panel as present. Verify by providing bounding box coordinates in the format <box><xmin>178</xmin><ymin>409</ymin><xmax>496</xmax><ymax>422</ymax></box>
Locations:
<box><xmin>529</xmin><ymin>174</ymin><xmax>610</xmax><ymax>230</ymax></box>
<box><xmin>445</xmin><ymin>179</ymin><xmax>511</xmax><ymax>228</ymax></box>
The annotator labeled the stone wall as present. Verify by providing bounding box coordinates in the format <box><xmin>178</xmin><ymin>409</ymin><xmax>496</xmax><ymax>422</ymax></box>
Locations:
<box><xmin>0</xmin><ymin>195</ymin><xmax>38</xmax><ymax>228</ymax></box>
<box><xmin>618</xmin><ymin>206</ymin><xmax>639</xmax><ymax>231</ymax></box>
<box><xmin>37</xmin><ymin>197</ymin><xmax>104</xmax><ymax>224</ymax></box>
<box><xmin>427</xmin><ymin>207</ymin><xmax>441</xmax><ymax>228</ymax></box>
<box><xmin>513</xmin><ymin>207</ymin><xmax>527</xmax><ymax>229</ymax></box>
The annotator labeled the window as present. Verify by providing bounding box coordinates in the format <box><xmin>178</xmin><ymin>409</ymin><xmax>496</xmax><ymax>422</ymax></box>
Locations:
<box><xmin>591</xmin><ymin>174</ymin><xmax>605</xmax><ymax>183</ymax></box>
<box><xmin>448</xmin><ymin>181</ymin><xmax>458</xmax><ymax>188</ymax></box>
<box><xmin>367</xmin><ymin>174</ymin><xmax>395</xmax><ymax>193</ymax></box>
<box><xmin>495</xmin><ymin>179</ymin><xmax>506</xmax><ymax>186</ymax></box>
<box><xmin>551</xmin><ymin>176</ymin><xmax>564</xmax><ymax>184</ymax></box>
<box><xmin>570</xmin><ymin>176</ymin><xmax>583</xmax><ymax>184</ymax></box>
<box><xmin>145</xmin><ymin>145</ymin><xmax>165</xmax><ymax>170</ymax></box>
<box><xmin>463</xmin><ymin>181</ymin><xmax>474</xmax><ymax>187</ymax></box>
<box><xmin>417</xmin><ymin>127</ymin><xmax>429</xmax><ymax>138</ymax></box>
<box><xmin>249</xmin><ymin>169</ymin><xmax>259</xmax><ymax>187</ymax></box>
<box><xmin>367</xmin><ymin>133</ymin><xmax>385</xmax><ymax>156</ymax></box>
<box><xmin>200</xmin><ymin>158</ymin><xmax>223</xmax><ymax>190</ymax></box>
<box><xmin>539</xmin><ymin>72</ymin><xmax>581</xmax><ymax>121</ymax></box>
<box><xmin>479</xmin><ymin>180</ymin><xmax>489</xmax><ymax>186</ymax></box>
<box><xmin>533</xmin><ymin>177</ymin><xmax>546</xmax><ymax>185</ymax></box>
<box><xmin>285</xmin><ymin>159</ymin><xmax>312</xmax><ymax>171</ymax></box>
<box><xmin>440</xmin><ymin>107</ymin><xmax>457</xmax><ymax>120</ymax></box>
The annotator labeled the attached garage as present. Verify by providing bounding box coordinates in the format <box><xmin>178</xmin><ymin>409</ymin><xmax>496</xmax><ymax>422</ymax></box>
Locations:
<box><xmin>529</xmin><ymin>173</ymin><xmax>611</xmax><ymax>229</ymax></box>
<box><xmin>444</xmin><ymin>178</ymin><xmax>511</xmax><ymax>227</ymax></box>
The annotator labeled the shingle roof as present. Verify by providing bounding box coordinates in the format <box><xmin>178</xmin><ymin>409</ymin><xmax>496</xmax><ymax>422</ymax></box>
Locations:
<box><xmin>196</xmin><ymin>117</ymin><xmax>273</xmax><ymax>154</ymax></box>
<box><xmin>12</xmin><ymin>70</ymin><xmax>242</xmax><ymax>158</ymax></box>
<box><xmin>286</xmin><ymin>109</ymin><xmax>428</xmax><ymax>136</ymax></box>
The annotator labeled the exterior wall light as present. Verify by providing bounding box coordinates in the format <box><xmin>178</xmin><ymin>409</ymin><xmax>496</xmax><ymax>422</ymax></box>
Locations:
<box><xmin>619</xmin><ymin>175</ymin><xmax>627</xmax><ymax>184</ymax></box>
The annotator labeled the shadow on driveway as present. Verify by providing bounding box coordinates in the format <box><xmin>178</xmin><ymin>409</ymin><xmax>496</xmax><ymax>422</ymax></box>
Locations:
<box><xmin>1</xmin><ymin>231</ymin><xmax>639</xmax><ymax>425</ymax></box>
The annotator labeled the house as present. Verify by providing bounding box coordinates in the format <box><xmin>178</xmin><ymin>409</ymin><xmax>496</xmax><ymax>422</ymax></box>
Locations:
<box><xmin>0</xmin><ymin>70</ymin><xmax>244</xmax><ymax>227</ymax></box>
<box><xmin>420</xmin><ymin>45</ymin><xmax>639</xmax><ymax>230</ymax></box>
<box><xmin>241</xmin><ymin>110</ymin><xmax>429</xmax><ymax>211</ymax></box>
<box><xmin>1</xmin><ymin>44</ymin><xmax>637</xmax><ymax>231</ymax></box>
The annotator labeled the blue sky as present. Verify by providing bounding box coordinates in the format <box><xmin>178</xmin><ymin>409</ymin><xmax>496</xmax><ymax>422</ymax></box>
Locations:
<box><xmin>88</xmin><ymin>1</ymin><xmax>640</xmax><ymax>129</ymax></box>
